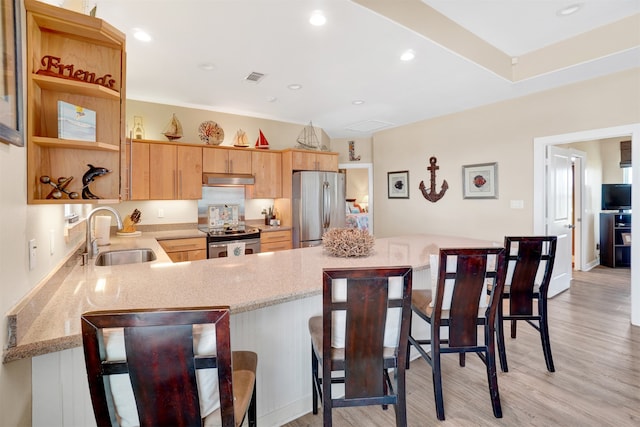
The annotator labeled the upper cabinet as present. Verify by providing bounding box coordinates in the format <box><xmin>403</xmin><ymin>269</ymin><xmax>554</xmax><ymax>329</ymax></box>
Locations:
<box><xmin>203</xmin><ymin>146</ymin><xmax>252</xmax><ymax>174</ymax></box>
<box><xmin>285</xmin><ymin>149</ymin><xmax>338</xmax><ymax>172</ymax></box>
<box><xmin>25</xmin><ymin>0</ymin><xmax>126</xmax><ymax>204</ymax></box>
<box><xmin>128</xmin><ymin>140</ymin><xmax>202</xmax><ymax>200</ymax></box>
<box><xmin>247</xmin><ymin>150</ymin><xmax>282</xmax><ymax>199</ymax></box>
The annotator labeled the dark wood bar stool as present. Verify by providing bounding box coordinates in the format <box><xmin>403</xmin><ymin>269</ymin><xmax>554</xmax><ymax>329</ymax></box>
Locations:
<box><xmin>496</xmin><ymin>236</ymin><xmax>558</xmax><ymax>372</ymax></box>
<box><xmin>308</xmin><ymin>266</ymin><xmax>413</xmax><ymax>426</ymax></box>
<box><xmin>408</xmin><ymin>248</ymin><xmax>506</xmax><ymax>420</ymax></box>
<box><xmin>81</xmin><ymin>306</ymin><xmax>257</xmax><ymax>427</ymax></box>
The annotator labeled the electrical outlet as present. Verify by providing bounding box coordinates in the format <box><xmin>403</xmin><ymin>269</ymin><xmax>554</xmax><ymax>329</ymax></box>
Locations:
<box><xmin>29</xmin><ymin>239</ymin><xmax>37</xmax><ymax>270</ymax></box>
<box><xmin>158</xmin><ymin>208</ymin><xmax>165</xmax><ymax>218</ymax></box>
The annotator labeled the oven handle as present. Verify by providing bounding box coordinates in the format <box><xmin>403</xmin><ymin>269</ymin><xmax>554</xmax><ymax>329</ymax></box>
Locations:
<box><xmin>208</xmin><ymin>240</ymin><xmax>260</xmax><ymax>248</ymax></box>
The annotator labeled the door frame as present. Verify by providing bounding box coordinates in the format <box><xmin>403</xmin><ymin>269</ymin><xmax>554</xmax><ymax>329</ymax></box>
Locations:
<box><xmin>339</xmin><ymin>162</ymin><xmax>373</xmax><ymax>234</ymax></box>
<box><xmin>533</xmin><ymin>123</ymin><xmax>640</xmax><ymax>326</ymax></box>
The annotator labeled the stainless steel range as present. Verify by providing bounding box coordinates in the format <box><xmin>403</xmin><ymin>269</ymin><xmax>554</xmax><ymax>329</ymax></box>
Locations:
<box><xmin>199</xmin><ymin>224</ymin><xmax>261</xmax><ymax>258</ymax></box>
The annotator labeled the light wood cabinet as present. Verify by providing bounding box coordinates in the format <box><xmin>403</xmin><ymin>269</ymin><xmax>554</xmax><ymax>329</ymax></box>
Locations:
<box><xmin>260</xmin><ymin>229</ymin><xmax>292</xmax><ymax>252</ymax></box>
<box><xmin>129</xmin><ymin>141</ymin><xmax>150</xmax><ymax>200</ymax></box>
<box><xmin>248</xmin><ymin>150</ymin><xmax>282</xmax><ymax>198</ymax></box>
<box><xmin>203</xmin><ymin>146</ymin><xmax>252</xmax><ymax>174</ymax></box>
<box><xmin>25</xmin><ymin>0</ymin><xmax>125</xmax><ymax>204</ymax></box>
<box><xmin>288</xmin><ymin>149</ymin><xmax>338</xmax><ymax>172</ymax></box>
<box><xmin>130</xmin><ymin>141</ymin><xmax>202</xmax><ymax>200</ymax></box>
<box><xmin>159</xmin><ymin>237</ymin><xmax>207</xmax><ymax>262</ymax></box>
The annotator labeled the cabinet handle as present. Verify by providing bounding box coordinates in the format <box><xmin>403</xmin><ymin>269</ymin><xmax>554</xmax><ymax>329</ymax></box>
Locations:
<box><xmin>179</xmin><ymin>170</ymin><xmax>183</xmax><ymax>198</ymax></box>
<box><xmin>230</xmin><ymin>159</ymin><xmax>233</xmax><ymax>172</ymax></box>
<box><xmin>173</xmin><ymin>170</ymin><xmax>177</xmax><ymax>197</ymax></box>
<box><xmin>128</xmin><ymin>137</ymin><xmax>133</xmax><ymax>199</ymax></box>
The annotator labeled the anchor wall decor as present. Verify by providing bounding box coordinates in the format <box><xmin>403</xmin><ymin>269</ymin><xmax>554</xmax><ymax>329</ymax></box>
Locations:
<box><xmin>419</xmin><ymin>156</ymin><xmax>449</xmax><ymax>202</ymax></box>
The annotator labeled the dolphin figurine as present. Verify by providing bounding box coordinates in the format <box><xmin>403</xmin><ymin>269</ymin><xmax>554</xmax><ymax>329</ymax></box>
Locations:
<box><xmin>82</xmin><ymin>164</ymin><xmax>111</xmax><ymax>199</ymax></box>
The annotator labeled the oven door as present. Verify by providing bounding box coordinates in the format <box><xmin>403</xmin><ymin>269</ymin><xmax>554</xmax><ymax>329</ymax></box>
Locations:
<box><xmin>208</xmin><ymin>239</ymin><xmax>260</xmax><ymax>258</ymax></box>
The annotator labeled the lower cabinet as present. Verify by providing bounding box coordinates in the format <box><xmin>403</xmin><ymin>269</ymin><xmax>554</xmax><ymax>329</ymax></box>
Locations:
<box><xmin>260</xmin><ymin>229</ymin><xmax>292</xmax><ymax>252</ymax></box>
<box><xmin>159</xmin><ymin>237</ymin><xmax>207</xmax><ymax>262</ymax></box>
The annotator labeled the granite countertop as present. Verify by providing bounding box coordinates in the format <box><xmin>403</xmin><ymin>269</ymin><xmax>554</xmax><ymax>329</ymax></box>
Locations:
<box><xmin>3</xmin><ymin>233</ymin><xmax>495</xmax><ymax>363</ymax></box>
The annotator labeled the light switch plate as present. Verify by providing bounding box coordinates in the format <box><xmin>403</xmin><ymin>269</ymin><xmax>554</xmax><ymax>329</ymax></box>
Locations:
<box><xmin>29</xmin><ymin>239</ymin><xmax>37</xmax><ymax>270</ymax></box>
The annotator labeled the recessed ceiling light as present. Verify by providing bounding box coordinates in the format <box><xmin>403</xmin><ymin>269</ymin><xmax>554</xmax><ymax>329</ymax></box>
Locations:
<box><xmin>309</xmin><ymin>10</ymin><xmax>327</xmax><ymax>26</ymax></box>
<box><xmin>133</xmin><ymin>28</ymin><xmax>152</xmax><ymax>42</ymax></box>
<box><xmin>198</xmin><ymin>63</ymin><xmax>215</xmax><ymax>71</ymax></box>
<box><xmin>352</xmin><ymin>100</ymin><xmax>364</xmax><ymax>105</ymax></box>
<box><xmin>400</xmin><ymin>49</ymin><xmax>415</xmax><ymax>61</ymax></box>
<box><xmin>288</xmin><ymin>84</ymin><xmax>302</xmax><ymax>90</ymax></box>
<box><xmin>557</xmin><ymin>4</ymin><xmax>582</xmax><ymax>16</ymax></box>
<box><xmin>266</xmin><ymin>96</ymin><xmax>278</xmax><ymax>103</ymax></box>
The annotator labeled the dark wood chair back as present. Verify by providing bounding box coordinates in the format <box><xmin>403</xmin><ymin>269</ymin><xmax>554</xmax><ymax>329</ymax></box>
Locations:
<box><xmin>504</xmin><ymin>235</ymin><xmax>557</xmax><ymax>315</ymax></box>
<box><xmin>430</xmin><ymin>247</ymin><xmax>506</xmax><ymax>351</ymax></box>
<box><xmin>310</xmin><ymin>266</ymin><xmax>413</xmax><ymax>426</ymax></box>
<box><xmin>498</xmin><ymin>236</ymin><xmax>558</xmax><ymax>372</ymax></box>
<box><xmin>409</xmin><ymin>247</ymin><xmax>506</xmax><ymax>420</ymax></box>
<box><xmin>81</xmin><ymin>306</ymin><xmax>257</xmax><ymax>427</ymax></box>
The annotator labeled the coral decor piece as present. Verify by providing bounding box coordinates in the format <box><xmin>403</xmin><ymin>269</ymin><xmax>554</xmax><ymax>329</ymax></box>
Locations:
<box><xmin>322</xmin><ymin>228</ymin><xmax>374</xmax><ymax>257</ymax></box>
<box><xmin>198</xmin><ymin>120</ymin><xmax>224</xmax><ymax>145</ymax></box>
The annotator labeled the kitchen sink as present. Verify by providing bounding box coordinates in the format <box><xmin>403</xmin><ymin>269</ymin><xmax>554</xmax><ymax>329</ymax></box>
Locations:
<box><xmin>94</xmin><ymin>248</ymin><xmax>157</xmax><ymax>266</ymax></box>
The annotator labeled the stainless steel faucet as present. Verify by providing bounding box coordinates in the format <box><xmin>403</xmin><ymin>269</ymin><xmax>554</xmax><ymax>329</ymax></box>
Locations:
<box><xmin>85</xmin><ymin>207</ymin><xmax>124</xmax><ymax>259</ymax></box>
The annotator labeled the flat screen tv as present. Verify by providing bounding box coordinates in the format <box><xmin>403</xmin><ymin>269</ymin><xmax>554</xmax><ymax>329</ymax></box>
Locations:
<box><xmin>601</xmin><ymin>184</ymin><xmax>632</xmax><ymax>212</ymax></box>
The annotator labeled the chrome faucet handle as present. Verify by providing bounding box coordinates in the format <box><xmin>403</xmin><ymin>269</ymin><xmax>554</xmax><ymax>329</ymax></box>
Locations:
<box><xmin>91</xmin><ymin>238</ymin><xmax>99</xmax><ymax>257</ymax></box>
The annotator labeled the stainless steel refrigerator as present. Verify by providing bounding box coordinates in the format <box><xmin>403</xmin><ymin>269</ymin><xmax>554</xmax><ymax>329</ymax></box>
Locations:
<box><xmin>292</xmin><ymin>171</ymin><xmax>346</xmax><ymax>248</ymax></box>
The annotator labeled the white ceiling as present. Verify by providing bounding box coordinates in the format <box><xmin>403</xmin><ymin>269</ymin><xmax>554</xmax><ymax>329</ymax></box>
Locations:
<box><xmin>87</xmin><ymin>0</ymin><xmax>640</xmax><ymax>138</ymax></box>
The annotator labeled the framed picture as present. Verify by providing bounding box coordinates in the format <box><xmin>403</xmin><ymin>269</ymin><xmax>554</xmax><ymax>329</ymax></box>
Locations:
<box><xmin>0</xmin><ymin>0</ymin><xmax>24</xmax><ymax>146</ymax></box>
<box><xmin>388</xmin><ymin>170</ymin><xmax>409</xmax><ymax>199</ymax></box>
<box><xmin>621</xmin><ymin>233</ymin><xmax>631</xmax><ymax>246</ymax></box>
<box><xmin>462</xmin><ymin>162</ymin><xmax>498</xmax><ymax>199</ymax></box>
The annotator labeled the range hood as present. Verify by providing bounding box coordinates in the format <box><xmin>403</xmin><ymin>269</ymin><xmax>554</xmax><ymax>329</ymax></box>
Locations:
<box><xmin>203</xmin><ymin>172</ymin><xmax>255</xmax><ymax>186</ymax></box>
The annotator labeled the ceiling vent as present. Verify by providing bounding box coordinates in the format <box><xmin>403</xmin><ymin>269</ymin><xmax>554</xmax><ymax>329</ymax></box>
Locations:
<box><xmin>345</xmin><ymin>120</ymin><xmax>394</xmax><ymax>133</ymax></box>
<box><xmin>244</xmin><ymin>72</ymin><xmax>266</xmax><ymax>83</ymax></box>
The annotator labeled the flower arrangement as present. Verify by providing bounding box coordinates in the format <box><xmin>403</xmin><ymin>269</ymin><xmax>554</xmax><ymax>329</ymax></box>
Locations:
<box><xmin>322</xmin><ymin>228</ymin><xmax>374</xmax><ymax>257</ymax></box>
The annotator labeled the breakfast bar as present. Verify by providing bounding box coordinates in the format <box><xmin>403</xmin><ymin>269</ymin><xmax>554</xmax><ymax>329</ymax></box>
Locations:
<box><xmin>5</xmin><ymin>233</ymin><xmax>495</xmax><ymax>426</ymax></box>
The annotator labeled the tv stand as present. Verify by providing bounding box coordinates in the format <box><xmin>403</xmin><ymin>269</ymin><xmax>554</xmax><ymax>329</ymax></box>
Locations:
<box><xmin>600</xmin><ymin>212</ymin><xmax>631</xmax><ymax>268</ymax></box>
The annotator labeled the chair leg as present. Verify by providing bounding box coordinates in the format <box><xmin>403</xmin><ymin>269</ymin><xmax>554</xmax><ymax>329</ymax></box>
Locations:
<box><xmin>432</xmin><ymin>350</ymin><xmax>446</xmax><ymax>421</ymax></box>
<box><xmin>510</xmin><ymin>319</ymin><xmax>517</xmax><ymax>338</ymax></box>
<box><xmin>496</xmin><ymin>302</ymin><xmax>508</xmax><ymax>372</ymax></box>
<box><xmin>485</xmin><ymin>328</ymin><xmax>503</xmax><ymax>418</ymax></box>
<box><xmin>311</xmin><ymin>347</ymin><xmax>319</xmax><ymax>415</ymax></box>
<box><xmin>459</xmin><ymin>353</ymin><xmax>465</xmax><ymax>367</ymax></box>
<box><xmin>394</xmin><ymin>368</ymin><xmax>408</xmax><ymax>427</ymax></box>
<box><xmin>248</xmin><ymin>381</ymin><xmax>257</xmax><ymax>427</ymax></box>
<box><xmin>539</xmin><ymin>303</ymin><xmax>555</xmax><ymax>372</ymax></box>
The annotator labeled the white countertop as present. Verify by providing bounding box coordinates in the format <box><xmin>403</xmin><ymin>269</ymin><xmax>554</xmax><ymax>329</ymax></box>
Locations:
<box><xmin>3</xmin><ymin>233</ymin><xmax>495</xmax><ymax>362</ymax></box>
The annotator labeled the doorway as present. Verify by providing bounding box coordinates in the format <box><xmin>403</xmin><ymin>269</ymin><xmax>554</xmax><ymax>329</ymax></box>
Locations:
<box><xmin>533</xmin><ymin>123</ymin><xmax>640</xmax><ymax>326</ymax></box>
<box><xmin>339</xmin><ymin>163</ymin><xmax>373</xmax><ymax>235</ymax></box>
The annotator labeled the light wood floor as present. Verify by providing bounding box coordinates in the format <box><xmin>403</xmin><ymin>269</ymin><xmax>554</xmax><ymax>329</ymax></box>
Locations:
<box><xmin>283</xmin><ymin>266</ymin><xmax>638</xmax><ymax>426</ymax></box>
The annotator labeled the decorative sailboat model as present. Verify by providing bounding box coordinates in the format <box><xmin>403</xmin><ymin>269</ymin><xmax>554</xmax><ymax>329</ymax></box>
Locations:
<box><xmin>255</xmin><ymin>129</ymin><xmax>270</xmax><ymax>149</ymax></box>
<box><xmin>296</xmin><ymin>121</ymin><xmax>321</xmax><ymax>150</ymax></box>
<box><xmin>233</xmin><ymin>129</ymin><xmax>250</xmax><ymax>147</ymax></box>
<box><xmin>162</xmin><ymin>113</ymin><xmax>183</xmax><ymax>141</ymax></box>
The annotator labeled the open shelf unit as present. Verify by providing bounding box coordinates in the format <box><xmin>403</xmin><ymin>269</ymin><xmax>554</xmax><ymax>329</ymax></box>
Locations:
<box><xmin>25</xmin><ymin>0</ymin><xmax>125</xmax><ymax>204</ymax></box>
<box><xmin>600</xmin><ymin>212</ymin><xmax>632</xmax><ymax>268</ymax></box>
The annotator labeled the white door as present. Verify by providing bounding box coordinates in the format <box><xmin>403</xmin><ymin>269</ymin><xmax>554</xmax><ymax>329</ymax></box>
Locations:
<box><xmin>546</xmin><ymin>145</ymin><xmax>574</xmax><ymax>296</ymax></box>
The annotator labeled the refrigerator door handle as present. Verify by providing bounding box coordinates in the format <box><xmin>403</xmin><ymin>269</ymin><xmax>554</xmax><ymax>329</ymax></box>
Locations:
<box><xmin>323</xmin><ymin>180</ymin><xmax>331</xmax><ymax>229</ymax></box>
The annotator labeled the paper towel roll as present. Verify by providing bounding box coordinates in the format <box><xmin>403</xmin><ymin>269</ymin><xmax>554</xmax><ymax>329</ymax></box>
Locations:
<box><xmin>94</xmin><ymin>215</ymin><xmax>111</xmax><ymax>246</ymax></box>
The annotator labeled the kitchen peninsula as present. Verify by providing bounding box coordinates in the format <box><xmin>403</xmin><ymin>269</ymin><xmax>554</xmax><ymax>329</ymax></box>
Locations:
<box><xmin>5</xmin><ymin>232</ymin><xmax>495</xmax><ymax>426</ymax></box>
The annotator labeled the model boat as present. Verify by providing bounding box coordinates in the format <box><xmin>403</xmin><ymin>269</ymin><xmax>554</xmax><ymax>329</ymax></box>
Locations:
<box><xmin>162</xmin><ymin>113</ymin><xmax>183</xmax><ymax>141</ymax></box>
<box><xmin>233</xmin><ymin>129</ymin><xmax>250</xmax><ymax>147</ymax></box>
<box><xmin>255</xmin><ymin>129</ymin><xmax>270</xmax><ymax>149</ymax></box>
<box><xmin>296</xmin><ymin>121</ymin><xmax>321</xmax><ymax>150</ymax></box>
